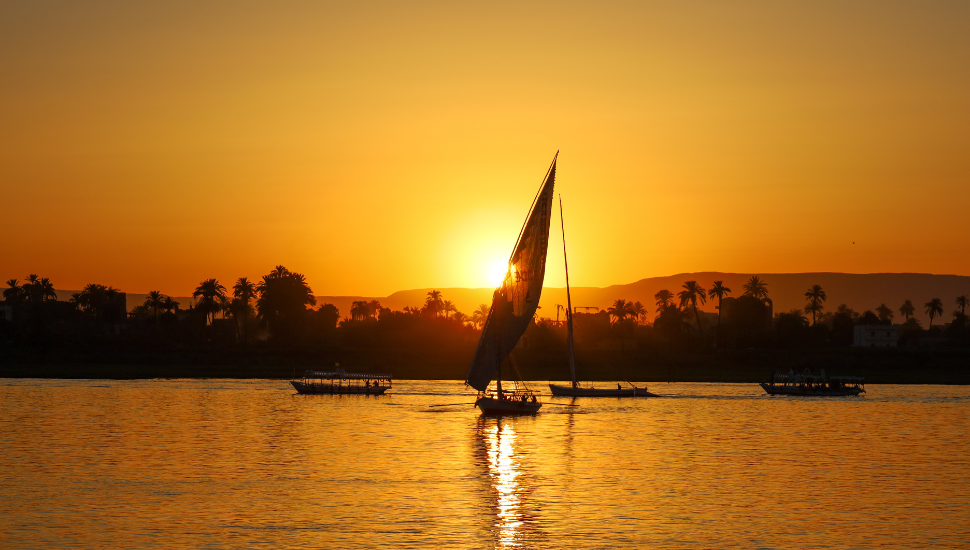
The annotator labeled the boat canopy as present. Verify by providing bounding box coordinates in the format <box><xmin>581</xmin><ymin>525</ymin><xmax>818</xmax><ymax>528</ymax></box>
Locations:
<box><xmin>303</xmin><ymin>370</ymin><xmax>391</xmax><ymax>380</ymax></box>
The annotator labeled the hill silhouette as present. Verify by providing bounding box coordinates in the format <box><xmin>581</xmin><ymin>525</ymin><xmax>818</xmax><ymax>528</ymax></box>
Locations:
<box><xmin>55</xmin><ymin>272</ymin><xmax>970</xmax><ymax>325</ymax></box>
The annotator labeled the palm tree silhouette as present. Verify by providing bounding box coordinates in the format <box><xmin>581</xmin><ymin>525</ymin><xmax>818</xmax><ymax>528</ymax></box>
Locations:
<box><xmin>607</xmin><ymin>299</ymin><xmax>633</xmax><ymax>325</ymax></box>
<box><xmin>425</xmin><ymin>290</ymin><xmax>443</xmax><ymax>317</ymax></box>
<box><xmin>144</xmin><ymin>291</ymin><xmax>165</xmax><ymax>324</ymax></box>
<box><xmin>925</xmin><ymin>298</ymin><xmax>943</xmax><ymax>328</ymax></box>
<box><xmin>23</xmin><ymin>274</ymin><xmax>41</xmax><ymax>303</ymax></box>
<box><xmin>654</xmin><ymin>289</ymin><xmax>674</xmax><ymax>310</ymax></box>
<box><xmin>452</xmin><ymin>311</ymin><xmax>469</xmax><ymax>325</ymax></box>
<box><xmin>443</xmin><ymin>300</ymin><xmax>455</xmax><ymax>319</ymax></box>
<box><xmin>471</xmin><ymin>303</ymin><xmax>490</xmax><ymax>328</ymax></box>
<box><xmin>3</xmin><ymin>279</ymin><xmax>22</xmax><ymax>303</ymax></box>
<box><xmin>193</xmin><ymin>279</ymin><xmax>227</xmax><ymax>325</ymax></box>
<box><xmin>803</xmin><ymin>285</ymin><xmax>827</xmax><ymax>325</ymax></box>
<box><xmin>162</xmin><ymin>296</ymin><xmax>180</xmax><ymax>313</ymax></box>
<box><xmin>232</xmin><ymin>278</ymin><xmax>257</xmax><ymax>344</ymax></box>
<box><xmin>38</xmin><ymin>278</ymin><xmax>57</xmax><ymax>301</ymax></box>
<box><xmin>875</xmin><ymin>303</ymin><xmax>894</xmax><ymax>324</ymax></box>
<box><xmin>742</xmin><ymin>275</ymin><xmax>769</xmax><ymax>299</ymax></box>
<box><xmin>835</xmin><ymin>304</ymin><xmax>853</xmax><ymax>316</ymax></box>
<box><xmin>707</xmin><ymin>280</ymin><xmax>731</xmax><ymax>330</ymax></box>
<box><xmin>899</xmin><ymin>300</ymin><xmax>915</xmax><ymax>321</ymax></box>
<box><xmin>367</xmin><ymin>300</ymin><xmax>382</xmax><ymax>319</ymax></box>
<box><xmin>678</xmin><ymin>280</ymin><xmax>707</xmax><ymax>340</ymax></box>
<box><xmin>350</xmin><ymin>301</ymin><xmax>370</xmax><ymax>321</ymax></box>
<box><xmin>630</xmin><ymin>301</ymin><xmax>647</xmax><ymax>325</ymax></box>
<box><xmin>956</xmin><ymin>295</ymin><xmax>968</xmax><ymax>315</ymax></box>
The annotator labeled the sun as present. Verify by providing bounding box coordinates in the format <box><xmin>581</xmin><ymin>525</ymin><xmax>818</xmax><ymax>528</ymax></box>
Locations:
<box><xmin>488</xmin><ymin>261</ymin><xmax>508</xmax><ymax>288</ymax></box>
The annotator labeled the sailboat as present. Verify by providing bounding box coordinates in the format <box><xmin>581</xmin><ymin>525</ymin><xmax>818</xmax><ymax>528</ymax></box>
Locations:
<box><xmin>465</xmin><ymin>153</ymin><xmax>559</xmax><ymax>415</ymax></box>
<box><xmin>548</xmin><ymin>198</ymin><xmax>659</xmax><ymax>398</ymax></box>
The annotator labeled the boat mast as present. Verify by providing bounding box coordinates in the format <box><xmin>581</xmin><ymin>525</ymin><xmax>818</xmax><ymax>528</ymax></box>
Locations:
<box><xmin>559</xmin><ymin>196</ymin><xmax>577</xmax><ymax>388</ymax></box>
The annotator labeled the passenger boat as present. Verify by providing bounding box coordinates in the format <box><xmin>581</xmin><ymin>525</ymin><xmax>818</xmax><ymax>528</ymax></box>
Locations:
<box><xmin>760</xmin><ymin>369</ymin><xmax>865</xmax><ymax>396</ymax></box>
<box><xmin>291</xmin><ymin>369</ymin><xmax>392</xmax><ymax>395</ymax></box>
<box><xmin>547</xmin><ymin>196</ymin><xmax>658</xmax><ymax>399</ymax></box>
<box><xmin>465</xmin><ymin>153</ymin><xmax>561</xmax><ymax>415</ymax></box>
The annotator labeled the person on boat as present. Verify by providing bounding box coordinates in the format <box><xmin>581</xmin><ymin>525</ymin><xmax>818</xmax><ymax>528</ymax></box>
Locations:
<box><xmin>617</xmin><ymin>383</ymin><xmax>621</xmax><ymax>390</ymax></box>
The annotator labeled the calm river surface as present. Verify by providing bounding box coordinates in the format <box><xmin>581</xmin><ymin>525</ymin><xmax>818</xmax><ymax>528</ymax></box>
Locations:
<box><xmin>1</xmin><ymin>379</ymin><xmax>968</xmax><ymax>549</ymax></box>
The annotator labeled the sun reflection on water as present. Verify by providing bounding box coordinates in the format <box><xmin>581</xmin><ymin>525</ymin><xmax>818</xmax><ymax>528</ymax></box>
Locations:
<box><xmin>476</xmin><ymin>417</ymin><xmax>540</xmax><ymax>549</ymax></box>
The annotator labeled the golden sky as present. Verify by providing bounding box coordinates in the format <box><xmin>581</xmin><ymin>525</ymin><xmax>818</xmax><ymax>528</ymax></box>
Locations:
<box><xmin>2</xmin><ymin>1</ymin><xmax>968</xmax><ymax>297</ymax></box>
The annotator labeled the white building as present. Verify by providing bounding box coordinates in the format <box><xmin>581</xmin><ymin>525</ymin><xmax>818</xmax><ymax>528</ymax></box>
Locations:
<box><xmin>853</xmin><ymin>325</ymin><xmax>899</xmax><ymax>347</ymax></box>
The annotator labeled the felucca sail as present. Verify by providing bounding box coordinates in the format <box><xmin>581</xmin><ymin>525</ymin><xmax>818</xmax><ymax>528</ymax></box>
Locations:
<box><xmin>466</xmin><ymin>153</ymin><xmax>558</xmax><ymax>392</ymax></box>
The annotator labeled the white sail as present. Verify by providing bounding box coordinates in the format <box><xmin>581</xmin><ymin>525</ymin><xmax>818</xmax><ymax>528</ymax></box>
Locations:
<box><xmin>466</xmin><ymin>154</ymin><xmax>557</xmax><ymax>392</ymax></box>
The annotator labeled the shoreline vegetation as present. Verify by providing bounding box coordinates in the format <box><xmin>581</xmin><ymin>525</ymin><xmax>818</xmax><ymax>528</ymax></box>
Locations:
<box><xmin>3</xmin><ymin>268</ymin><xmax>970</xmax><ymax>384</ymax></box>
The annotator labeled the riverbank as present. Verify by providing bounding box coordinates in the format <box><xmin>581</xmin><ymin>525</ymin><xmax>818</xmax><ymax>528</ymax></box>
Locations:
<box><xmin>2</xmin><ymin>345</ymin><xmax>969</xmax><ymax>384</ymax></box>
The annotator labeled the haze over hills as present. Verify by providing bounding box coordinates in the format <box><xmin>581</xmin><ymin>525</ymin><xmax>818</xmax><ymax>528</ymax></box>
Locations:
<box><xmin>57</xmin><ymin>272</ymin><xmax>970</xmax><ymax>326</ymax></box>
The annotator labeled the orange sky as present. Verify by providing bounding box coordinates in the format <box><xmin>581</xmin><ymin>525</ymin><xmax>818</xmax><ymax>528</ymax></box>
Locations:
<box><xmin>2</xmin><ymin>1</ymin><xmax>969</xmax><ymax>297</ymax></box>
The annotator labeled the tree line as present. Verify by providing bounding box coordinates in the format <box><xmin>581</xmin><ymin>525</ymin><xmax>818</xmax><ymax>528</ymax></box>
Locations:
<box><xmin>541</xmin><ymin>275</ymin><xmax>970</xmax><ymax>349</ymax></box>
<box><xmin>4</xmin><ymin>270</ymin><xmax>970</xmax><ymax>350</ymax></box>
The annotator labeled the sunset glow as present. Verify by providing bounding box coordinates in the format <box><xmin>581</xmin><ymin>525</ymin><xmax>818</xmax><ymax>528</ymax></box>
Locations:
<box><xmin>2</xmin><ymin>2</ymin><xmax>968</xmax><ymax>297</ymax></box>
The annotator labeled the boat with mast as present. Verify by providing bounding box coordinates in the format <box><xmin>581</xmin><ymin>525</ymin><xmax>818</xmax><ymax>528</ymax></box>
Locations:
<box><xmin>548</xmin><ymin>198</ymin><xmax>657</xmax><ymax>398</ymax></box>
<box><xmin>465</xmin><ymin>153</ymin><xmax>559</xmax><ymax>415</ymax></box>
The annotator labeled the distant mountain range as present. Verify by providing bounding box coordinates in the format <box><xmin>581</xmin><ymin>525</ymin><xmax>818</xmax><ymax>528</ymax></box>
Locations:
<box><xmin>57</xmin><ymin>272</ymin><xmax>970</xmax><ymax>325</ymax></box>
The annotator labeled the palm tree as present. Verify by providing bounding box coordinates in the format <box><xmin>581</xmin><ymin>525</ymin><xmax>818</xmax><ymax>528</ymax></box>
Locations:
<box><xmin>367</xmin><ymin>300</ymin><xmax>382</xmax><ymax>319</ymax></box>
<box><xmin>803</xmin><ymin>285</ymin><xmax>827</xmax><ymax>325</ymax></box>
<box><xmin>192</xmin><ymin>279</ymin><xmax>227</xmax><ymax>325</ymax></box>
<box><xmin>742</xmin><ymin>275</ymin><xmax>769</xmax><ymax>299</ymax></box>
<box><xmin>925</xmin><ymin>298</ymin><xmax>943</xmax><ymax>328</ymax></box>
<box><xmin>425</xmin><ymin>290</ymin><xmax>443</xmax><ymax>317</ymax></box>
<box><xmin>956</xmin><ymin>295</ymin><xmax>968</xmax><ymax>315</ymax></box>
<box><xmin>442</xmin><ymin>300</ymin><xmax>455</xmax><ymax>319</ymax></box>
<box><xmin>630</xmin><ymin>301</ymin><xmax>647</xmax><ymax>325</ymax></box>
<box><xmin>471</xmin><ymin>303</ymin><xmax>490</xmax><ymax>328</ymax></box>
<box><xmin>3</xmin><ymin>279</ymin><xmax>22</xmax><ymax>303</ymax></box>
<box><xmin>899</xmin><ymin>300</ymin><xmax>915</xmax><ymax>321</ymax></box>
<box><xmin>22</xmin><ymin>274</ymin><xmax>41</xmax><ymax>303</ymax></box>
<box><xmin>255</xmin><ymin>266</ymin><xmax>316</xmax><ymax>339</ymax></box>
<box><xmin>452</xmin><ymin>312</ymin><xmax>469</xmax><ymax>325</ymax></box>
<box><xmin>144</xmin><ymin>291</ymin><xmax>165</xmax><ymax>324</ymax></box>
<box><xmin>678</xmin><ymin>280</ymin><xmax>707</xmax><ymax>340</ymax></box>
<box><xmin>38</xmin><ymin>278</ymin><xmax>57</xmax><ymax>301</ymax></box>
<box><xmin>707</xmin><ymin>281</ymin><xmax>731</xmax><ymax>329</ymax></box>
<box><xmin>835</xmin><ymin>303</ymin><xmax>853</xmax><ymax>316</ymax></box>
<box><xmin>162</xmin><ymin>296</ymin><xmax>180</xmax><ymax>313</ymax></box>
<box><xmin>350</xmin><ymin>301</ymin><xmax>370</xmax><ymax>321</ymax></box>
<box><xmin>654</xmin><ymin>289</ymin><xmax>674</xmax><ymax>310</ymax></box>
<box><xmin>607</xmin><ymin>299</ymin><xmax>633</xmax><ymax>325</ymax></box>
<box><xmin>232</xmin><ymin>278</ymin><xmax>257</xmax><ymax>344</ymax></box>
<box><xmin>875</xmin><ymin>303</ymin><xmax>894</xmax><ymax>324</ymax></box>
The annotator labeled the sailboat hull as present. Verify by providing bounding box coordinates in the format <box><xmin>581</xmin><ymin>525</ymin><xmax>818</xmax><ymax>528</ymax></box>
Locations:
<box><xmin>475</xmin><ymin>396</ymin><xmax>542</xmax><ymax>415</ymax></box>
<box><xmin>549</xmin><ymin>383</ymin><xmax>659</xmax><ymax>397</ymax></box>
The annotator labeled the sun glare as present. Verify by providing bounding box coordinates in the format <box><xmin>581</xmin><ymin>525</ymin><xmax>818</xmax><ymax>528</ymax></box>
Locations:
<box><xmin>489</xmin><ymin>261</ymin><xmax>508</xmax><ymax>288</ymax></box>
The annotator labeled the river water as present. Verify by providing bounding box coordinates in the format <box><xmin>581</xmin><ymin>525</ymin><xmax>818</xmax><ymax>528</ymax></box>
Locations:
<box><xmin>1</xmin><ymin>379</ymin><xmax>967</xmax><ymax>549</ymax></box>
